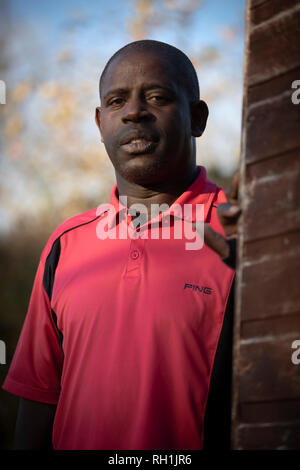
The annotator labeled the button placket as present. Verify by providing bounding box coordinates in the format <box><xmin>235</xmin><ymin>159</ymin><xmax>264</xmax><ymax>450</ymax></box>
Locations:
<box><xmin>130</xmin><ymin>249</ymin><xmax>139</xmax><ymax>260</ymax></box>
<box><xmin>125</xmin><ymin>237</ymin><xmax>145</xmax><ymax>276</ymax></box>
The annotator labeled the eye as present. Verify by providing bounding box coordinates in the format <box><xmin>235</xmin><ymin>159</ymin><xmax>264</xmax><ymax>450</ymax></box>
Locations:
<box><xmin>108</xmin><ymin>97</ymin><xmax>124</xmax><ymax>107</ymax></box>
<box><xmin>150</xmin><ymin>95</ymin><xmax>167</xmax><ymax>103</ymax></box>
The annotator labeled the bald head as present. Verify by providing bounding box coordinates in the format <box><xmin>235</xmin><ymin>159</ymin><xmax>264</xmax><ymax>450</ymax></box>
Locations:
<box><xmin>99</xmin><ymin>39</ymin><xmax>200</xmax><ymax>104</ymax></box>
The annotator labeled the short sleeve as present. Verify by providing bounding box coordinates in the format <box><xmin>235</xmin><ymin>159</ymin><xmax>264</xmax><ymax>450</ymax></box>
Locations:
<box><xmin>2</xmin><ymin>252</ymin><xmax>63</xmax><ymax>404</ymax></box>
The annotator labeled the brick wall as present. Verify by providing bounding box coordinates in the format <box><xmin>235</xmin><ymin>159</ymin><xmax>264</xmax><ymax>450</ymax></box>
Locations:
<box><xmin>232</xmin><ymin>0</ymin><xmax>300</xmax><ymax>449</ymax></box>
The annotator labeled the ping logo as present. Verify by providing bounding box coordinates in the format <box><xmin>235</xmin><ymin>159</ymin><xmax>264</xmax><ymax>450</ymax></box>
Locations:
<box><xmin>184</xmin><ymin>283</ymin><xmax>212</xmax><ymax>295</ymax></box>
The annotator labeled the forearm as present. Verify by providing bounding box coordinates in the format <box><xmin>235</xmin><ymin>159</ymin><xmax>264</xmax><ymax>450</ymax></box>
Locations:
<box><xmin>14</xmin><ymin>397</ymin><xmax>57</xmax><ymax>450</ymax></box>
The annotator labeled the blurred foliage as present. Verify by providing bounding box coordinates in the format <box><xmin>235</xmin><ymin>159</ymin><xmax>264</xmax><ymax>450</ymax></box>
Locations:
<box><xmin>0</xmin><ymin>0</ymin><xmax>242</xmax><ymax>239</ymax></box>
<box><xmin>129</xmin><ymin>0</ymin><xmax>202</xmax><ymax>39</ymax></box>
<box><xmin>0</xmin><ymin>231</ymin><xmax>43</xmax><ymax>449</ymax></box>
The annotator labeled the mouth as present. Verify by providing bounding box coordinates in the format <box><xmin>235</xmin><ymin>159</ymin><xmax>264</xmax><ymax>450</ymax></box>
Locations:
<box><xmin>121</xmin><ymin>139</ymin><xmax>158</xmax><ymax>155</ymax></box>
<box><xmin>120</xmin><ymin>132</ymin><xmax>159</xmax><ymax>155</ymax></box>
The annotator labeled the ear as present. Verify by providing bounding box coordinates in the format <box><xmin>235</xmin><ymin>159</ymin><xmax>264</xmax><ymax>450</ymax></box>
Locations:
<box><xmin>95</xmin><ymin>106</ymin><xmax>104</xmax><ymax>143</ymax></box>
<box><xmin>190</xmin><ymin>100</ymin><xmax>209</xmax><ymax>137</ymax></box>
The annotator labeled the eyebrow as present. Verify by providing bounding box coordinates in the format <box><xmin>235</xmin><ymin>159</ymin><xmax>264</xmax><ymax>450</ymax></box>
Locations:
<box><xmin>103</xmin><ymin>83</ymin><xmax>176</xmax><ymax>101</ymax></box>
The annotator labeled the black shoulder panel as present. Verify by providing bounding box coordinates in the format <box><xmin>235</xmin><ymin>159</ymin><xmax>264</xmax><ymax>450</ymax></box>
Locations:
<box><xmin>41</xmin><ymin>215</ymin><xmax>101</xmax><ymax>363</ymax></box>
<box><xmin>42</xmin><ymin>214</ymin><xmax>102</xmax><ymax>301</ymax></box>
<box><xmin>42</xmin><ymin>237</ymin><xmax>64</xmax><ymax>361</ymax></box>
<box><xmin>43</xmin><ymin>237</ymin><xmax>61</xmax><ymax>301</ymax></box>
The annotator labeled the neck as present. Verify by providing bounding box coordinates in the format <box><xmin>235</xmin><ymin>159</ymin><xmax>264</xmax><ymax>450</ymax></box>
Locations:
<box><xmin>115</xmin><ymin>165</ymin><xmax>199</xmax><ymax>219</ymax></box>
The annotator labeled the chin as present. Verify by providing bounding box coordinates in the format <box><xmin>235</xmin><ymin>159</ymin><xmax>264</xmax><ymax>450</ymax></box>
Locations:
<box><xmin>116</xmin><ymin>154</ymin><xmax>170</xmax><ymax>185</ymax></box>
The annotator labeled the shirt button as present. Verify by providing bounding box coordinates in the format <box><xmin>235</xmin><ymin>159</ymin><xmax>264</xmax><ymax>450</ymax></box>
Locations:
<box><xmin>131</xmin><ymin>250</ymin><xmax>139</xmax><ymax>260</ymax></box>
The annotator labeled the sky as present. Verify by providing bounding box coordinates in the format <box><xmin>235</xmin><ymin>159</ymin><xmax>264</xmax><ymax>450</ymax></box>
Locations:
<box><xmin>0</xmin><ymin>0</ymin><xmax>246</xmax><ymax>235</ymax></box>
<box><xmin>7</xmin><ymin>0</ymin><xmax>245</xmax><ymax>72</ymax></box>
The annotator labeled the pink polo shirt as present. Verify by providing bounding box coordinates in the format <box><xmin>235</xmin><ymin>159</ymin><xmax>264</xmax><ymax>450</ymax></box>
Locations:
<box><xmin>2</xmin><ymin>166</ymin><xmax>234</xmax><ymax>449</ymax></box>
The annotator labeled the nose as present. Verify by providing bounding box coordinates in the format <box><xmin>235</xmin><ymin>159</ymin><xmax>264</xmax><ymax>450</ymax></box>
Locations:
<box><xmin>122</xmin><ymin>95</ymin><xmax>153</xmax><ymax>123</ymax></box>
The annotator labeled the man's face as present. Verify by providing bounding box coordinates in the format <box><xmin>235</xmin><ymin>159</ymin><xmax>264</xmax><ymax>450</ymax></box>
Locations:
<box><xmin>97</xmin><ymin>50</ymin><xmax>195</xmax><ymax>185</ymax></box>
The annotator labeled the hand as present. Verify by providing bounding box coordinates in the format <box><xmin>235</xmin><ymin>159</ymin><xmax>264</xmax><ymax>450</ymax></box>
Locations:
<box><xmin>215</xmin><ymin>171</ymin><xmax>241</xmax><ymax>239</ymax></box>
<box><xmin>194</xmin><ymin>172</ymin><xmax>241</xmax><ymax>268</ymax></box>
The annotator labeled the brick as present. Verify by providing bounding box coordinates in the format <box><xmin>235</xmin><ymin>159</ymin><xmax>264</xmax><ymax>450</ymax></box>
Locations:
<box><xmin>239</xmin><ymin>400</ymin><xmax>300</xmax><ymax>423</ymax></box>
<box><xmin>245</xmin><ymin>147</ymin><xmax>300</xmax><ymax>181</ymax></box>
<box><xmin>237</xmin><ymin>422</ymin><xmax>300</xmax><ymax>449</ymax></box>
<box><xmin>243</xmin><ymin>162</ymin><xmax>300</xmax><ymax>241</ymax></box>
<box><xmin>250</xmin><ymin>0</ymin><xmax>269</xmax><ymax>8</ymax></box>
<box><xmin>247</xmin><ymin>65</ymin><xmax>300</xmax><ymax>104</ymax></box>
<box><xmin>241</xmin><ymin>312</ymin><xmax>300</xmax><ymax>339</ymax></box>
<box><xmin>238</xmin><ymin>338</ymin><xmax>300</xmax><ymax>402</ymax></box>
<box><xmin>248</xmin><ymin>6</ymin><xmax>300</xmax><ymax>85</ymax></box>
<box><xmin>243</xmin><ymin>229</ymin><xmax>300</xmax><ymax>264</ymax></box>
<box><xmin>245</xmin><ymin>92</ymin><xmax>300</xmax><ymax>163</ymax></box>
<box><xmin>240</xmin><ymin>249</ymin><xmax>300</xmax><ymax>319</ymax></box>
<box><xmin>250</xmin><ymin>0</ymin><xmax>298</xmax><ymax>26</ymax></box>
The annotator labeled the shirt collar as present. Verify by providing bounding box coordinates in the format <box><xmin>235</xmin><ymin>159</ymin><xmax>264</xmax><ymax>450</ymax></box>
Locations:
<box><xmin>97</xmin><ymin>165</ymin><xmax>216</xmax><ymax>227</ymax></box>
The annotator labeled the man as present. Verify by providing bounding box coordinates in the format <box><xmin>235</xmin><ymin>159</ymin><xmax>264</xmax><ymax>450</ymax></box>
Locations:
<box><xmin>3</xmin><ymin>40</ymin><xmax>240</xmax><ymax>450</ymax></box>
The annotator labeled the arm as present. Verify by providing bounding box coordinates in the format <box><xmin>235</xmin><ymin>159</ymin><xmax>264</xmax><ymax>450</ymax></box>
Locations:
<box><xmin>203</xmin><ymin>280</ymin><xmax>235</xmax><ymax>448</ymax></box>
<box><xmin>2</xmin><ymin>246</ymin><xmax>63</xmax><ymax>449</ymax></box>
<box><xmin>14</xmin><ymin>397</ymin><xmax>57</xmax><ymax>450</ymax></box>
<box><xmin>196</xmin><ymin>172</ymin><xmax>241</xmax><ymax>269</ymax></box>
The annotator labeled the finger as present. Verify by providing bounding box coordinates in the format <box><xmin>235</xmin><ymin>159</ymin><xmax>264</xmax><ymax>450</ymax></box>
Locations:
<box><xmin>203</xmin><ymin>224</ymin><xmax>229</xmax><ymax>259</ymax></box>
<box><xmin>225</xmin><ymin>171</ymin><xmax>239</xmax><ymax>203</ymax></box>
<box><xmin>217</xmin><ymin>203</ymin><xmax>241</xmax><ymax>237</ymax></box>
<box><xmin>217</xmin><ymin>202</ymin><xmax>241</xmax><ymax>219</ymax></box>
<box><xmin>204</xmin><ymin>224</ymin><xmax>236</xmax><ymax>269</ymax></box>
<box><xmin>192</xmin><ymin>223</ymin><xmax>236</xmax><ymax>268</ymax></box>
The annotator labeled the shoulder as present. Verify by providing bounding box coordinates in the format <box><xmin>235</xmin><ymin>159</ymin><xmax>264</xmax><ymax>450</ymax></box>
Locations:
<box><xmin>40</xmin><ymin>207</ymin><xmax>100</xmax><ymax>263</ymax></box>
